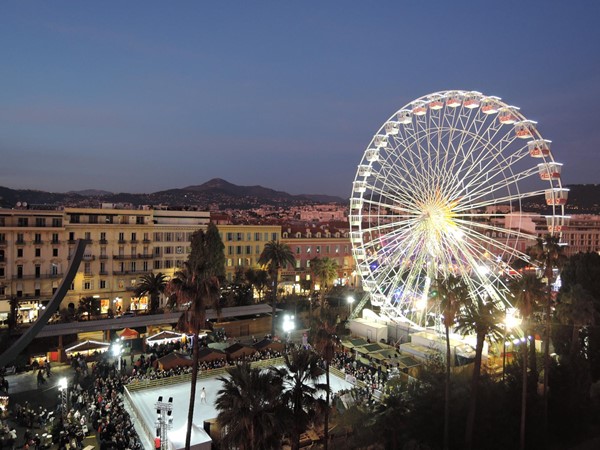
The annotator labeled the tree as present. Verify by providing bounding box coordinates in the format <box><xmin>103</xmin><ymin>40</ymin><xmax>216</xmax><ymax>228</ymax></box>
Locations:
<box><xmin>313</xmin><ymin>315</ymin><xmax>339</xmax><ymax>450</ymax></box>
<box><xmin>216</xmin><ymin>361</ymin><xmax>287</xmax><ymax>450</ymax></box>
<box><xmin>274</xmin><ymin>348</ymin><xmax>327</xmax><ymax>450</ymax></box>
<box><xmin>244</xmin><ymin>268</ymin><xmax>269</xmax><ymax>303</ymax></box>
<box><xmin>165</xmin><ymin>223</ymin><xmax>225</xmax><ymax>450</ymax></box>
<box><xmin>455</xmin><ymin>297</ymin><xmax>504</xmax><ymax>450</ymax></box>
<box><xmin>556</xmin><ymin>284</ymin><xmax>596</xmax><ymax>357</ymax></box>
<box><xmin>310</xmin><ymin>257</ymin><xmax>339</xmax><ymax>312</ymax></box>
<box><xmin>134</xmin><ymin>272</ymin><xmax>167</xmax><ymax>313</ymax></box>
<box><xmin>258</xmin><ymin>241</ymin><xmax>296</xmax><ymax>336</ymax></box>
<box><xmin>510</xmin><ymin>273</ymin><xmax>545</xmax><ymax>450</ymax></box>
<box><xmin>436</xmin><ymin>274</ymin><xmax>468</xmax><ymax>450</ymax></box>
<box><xmin>77</xmin><ymin>296</ymin><xmax>98</xmax><ymax>320</ymax></box>
<box><xmin>527</xmin><ymin>234</ymin><xmax>565</xmax><ymax>436</ymax></box>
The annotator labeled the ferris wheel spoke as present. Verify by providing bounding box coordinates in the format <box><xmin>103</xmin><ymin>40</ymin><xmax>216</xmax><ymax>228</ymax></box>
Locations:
<box><xmin>457</xmin><ymin>188</ymin><xmax>548</xmax><ymax>212</ymax></box>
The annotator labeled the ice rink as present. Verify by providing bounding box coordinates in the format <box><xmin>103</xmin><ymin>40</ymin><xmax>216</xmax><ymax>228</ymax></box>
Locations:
<box><xmin>127</xmin><ymin>368</ymin><xmax>354</xmax><ymax>450</ymax></box>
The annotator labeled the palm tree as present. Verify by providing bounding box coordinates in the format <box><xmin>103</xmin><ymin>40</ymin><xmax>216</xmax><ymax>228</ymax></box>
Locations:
<box><xmin>244</xmin><ymin>267</ymin><xmax>269</xmax><ymax>303</ymax></box>
<box><xmin>165</xmin><ymin>223</ymin><xmax>224</xmax><ymax>450</ymax></box>
<box><xmin>455</xmin><ymin>297</ymin><xmax>504</xmax><ymax>450</ymax></box>
<box><xmin>436</xmin><ymin>274</ymin><xmax>468</xmax><ymax>450</ymax></box>
<box><xmin>134</xmin><ymin>272</ymin><xmax>167</xmax><ymax>313</ymax></box>
<box><xmin>313</xmin><ymin>315</ymin><xmax>339</xmax><ymax>450</ymax></box>
<box><xmin>556</xmin><ymin>284</ymin><xmax>596</xmax><ymax>357</ymax></box>
<box><xmin>511</xmin><ymin>273</ymin><xmax>545</xmax><ymax>450</ymax></box>
<box><xmin>528</xmin><ymin>234</ymin><xmax>565</xmax><ymax>433</ymax></box>
<box><xmin>310</xmin><ymin>257</ymin><xmax>339</xmax><ymax>313</ymax></box>
<box><xmin>274</xmin><ymin>348</ymin><xmax>328</xmax><ymax>450</ymax></box>
<box><xmin>215</xmin><ymin>361</ymin><xmax>287</xmax><ymax>450</ymax></box>
<box><xmin>258</xmin><ymin>241</ymin><xmax>296</xmax><ymax>336</ymax></box>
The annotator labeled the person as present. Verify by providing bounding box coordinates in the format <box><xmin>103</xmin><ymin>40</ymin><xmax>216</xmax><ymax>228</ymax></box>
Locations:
<box><xmin>154</xmin><ymin>436</ymin><xmax>161</xmax><ymax>450</ymax></box>
<box><xmin>36</xmin><ymin>370</ymin><xmax>45</xmax><ymax>387</ymax></box>
<box><xmin>200</xmin><ymin>387</ymin><xmax>207</xmax><ymax>403</ymax></box>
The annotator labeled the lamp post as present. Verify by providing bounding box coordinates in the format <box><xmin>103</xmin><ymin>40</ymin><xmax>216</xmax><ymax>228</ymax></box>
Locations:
<box><xmin>502</xmin><ymin>308</ymin><xmax>521</xmax><ymax>381</ymax></box>
<box><xmin>155</xmin><ymin>396</ymin><xmax>173</xmax><ymax>450</ymax></box>
<box><xmin>112</xmin><ymin>341</ymin><xmax>123</xmax><ymax>372</ymax></box>
<box><xmin>347</xmin><ymin>295</ymin><xmax>355</xmax><ymax>318</ymax></box>
<box><xmin>58</xmin><ymin>377</ymin><xmax>68</xmax><ymax>421</ymax></box>
<box><xmin>282</xmin><ymin>314</ymin><xmax>295</xmax><ymax>350</ymax></box>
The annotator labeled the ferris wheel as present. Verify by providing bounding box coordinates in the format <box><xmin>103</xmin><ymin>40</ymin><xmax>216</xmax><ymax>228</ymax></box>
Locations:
<box><xmin>349</xmin><ymin>90</ymin><xmax>567</xmax><ymax>325</ymax></box>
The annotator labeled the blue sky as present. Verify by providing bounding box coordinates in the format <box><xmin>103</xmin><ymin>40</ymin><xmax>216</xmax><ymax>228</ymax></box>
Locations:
<box><xmin>1</xmin><ymin>1</ymin><xmax>599</xmax><ymax>198</ymax></box>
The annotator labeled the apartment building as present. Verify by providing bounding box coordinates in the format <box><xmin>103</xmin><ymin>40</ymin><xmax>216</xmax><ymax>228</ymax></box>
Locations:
<box><xmin>0</xmin><ymin>207</ymin><xmax>210</xmax><ymax>322</ymax></box>
<box><xmin>281</xmin><ymin>224</ymin><xmax>355</xmax><ymax>292</ymax></box>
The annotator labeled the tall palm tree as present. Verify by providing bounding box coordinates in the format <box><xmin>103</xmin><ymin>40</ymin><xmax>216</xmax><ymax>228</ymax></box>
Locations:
<box><xmin>274</xmin><ymin>348</ymin><xmax>328</xmax><ymax>450</ymax></box>
<box><xmin>556</xmin><ymin>284</ymin><xmax>596</xmax><ymax>356</ymax></box>
<box><xmin>436</xmin><ymin>274</ymin><xmax>468</xmax><ymax>450</ymax></box>
<box><xmin>244</xmin><ymin>267</ymin><xmax>269</xmax><ymax>303</ymax></box>
<box><xmin>134</xmin><ymin>272</ymin><xmax>167</xmax><ymax>313</ymax></box>
<box><xmin>511</xmin><ymin>273</ymin><xmax>545</xmax><ymax>450</ymax></box>
<box><xmin>528</xmin><ymin>234</ymin><xmax>565</xmax><ymax>434</ymax></box>
<box><xmin>258</xmin><ymin>241</ymin><xmax>296</xmax><ymax>336</ymax></box>
<box><xmin>310</xmin><ymin>256</ymin><xmax>339</xmax><ymax>312</ymax></box>
<box><xmin>313</xmin><ymin>315</ymin><xmax>339</xmax><ymax>450</ymax></box>
<box><xmin>165</xmin><ymin>223</ymin><xmax>224</xmax><ymax>450</ymax></box>
<box><xmin>215</xmin><ymin>361</ymin><xmax>287</xmax><ymax>450</ymax></box>
<box><xmin>455</xmin><ymin>296</ymin><xmax>504</xmax><ymax>450</ymax></box>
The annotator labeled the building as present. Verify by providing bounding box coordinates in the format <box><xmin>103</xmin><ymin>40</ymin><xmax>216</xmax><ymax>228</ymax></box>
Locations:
<box><xmin>280</xmin><ymin>223</ymin><xmax>355</xmax><ymax>293</ymax></box>
<box><xmin>0</xmin><ymin>206</ymin><xmax>210</xmax><ymax>323</ymax></box>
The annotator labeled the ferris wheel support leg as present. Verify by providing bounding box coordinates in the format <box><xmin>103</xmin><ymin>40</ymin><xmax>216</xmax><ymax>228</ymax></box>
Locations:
<box><xmin>348</xmin><ymin>292</ymin><xmax>370</xmax><ymax>320</ymax></box>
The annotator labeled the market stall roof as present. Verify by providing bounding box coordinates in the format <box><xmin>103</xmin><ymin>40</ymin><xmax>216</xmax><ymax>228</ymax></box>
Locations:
<box><xmin>146</xmin><ymin>330</ymin><xmax>185</xmax><ymax>345</ymax></box>
<box><xmin>225</xmin><ymin>343</ymin><xmax>257</xmax><ymax>360</ymax></box>
<box><xmin>156</xmin><ymin>352</ymin><xmax>193</xmax><ymax>370</ymax></box>
<box><xmin>197</xmin><ymin>347</ymin><xmax>227</xmax><ymax>363</ymax></box>
<box><xmin>253</xmin><ymin>339</ymin><xmax>284</xmax><ymax>353</ymax></box>
<box><xmin>355</xmin><ymin>342</ymin><xmax>391</xmax><ymax>355</ymax></box>
<box><xmin>341</xmin><ymin>338</ymin><xmax>369</xmax><ymax>349</ymax></box>
<box><xmin>117</xmin><ymin>327</ymin><xmax>139</xmax><ymax>340</ymax></box>
<box><xmin>65</xmin><ymin>340</ymin><xmax>110</xmax><ymax>354</ymax></box>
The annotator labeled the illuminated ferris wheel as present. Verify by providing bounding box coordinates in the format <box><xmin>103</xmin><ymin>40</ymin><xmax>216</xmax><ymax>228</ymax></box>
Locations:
<box><xmin>349</xmin><ymin>90</ymin><xmax>568</xmax><ymax>325</ymax></box>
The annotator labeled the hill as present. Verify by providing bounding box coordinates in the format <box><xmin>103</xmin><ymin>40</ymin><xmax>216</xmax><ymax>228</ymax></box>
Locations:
<box><xmin>0</xmin><ymin>179</ymin><xmax>346</xmax><ymax>210</ymax></box>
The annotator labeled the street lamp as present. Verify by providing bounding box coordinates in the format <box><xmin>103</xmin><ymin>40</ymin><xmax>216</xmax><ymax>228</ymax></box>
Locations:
<box><xmin>112</xmin><ymin>341</ymin><xmax>123</xmax><ymax>372</ymax></box>
<box><xmin>347</xmin><ymin>296</ymin><xmax>355</xmax><ymax>318</ymax></box>
<box><xmin>502</xmin><ymin>308</ymin><xmax>521</xmax><ymax>381</ymax></box>
<box><xmin>282</xmin><ymin>314</ymin><xmax>295</xmax><ymax>348</ymax></box>
<box><xmin>58</xmin><ymin>377</ymin><xmax>68</xmax><ymax>420</ymax></box>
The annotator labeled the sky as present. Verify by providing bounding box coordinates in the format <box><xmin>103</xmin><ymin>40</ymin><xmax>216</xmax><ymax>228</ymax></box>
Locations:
<box><xmin>1</xmin><ymin>1</ymin><xmax>599</xmax><ymax>199</ymax></box>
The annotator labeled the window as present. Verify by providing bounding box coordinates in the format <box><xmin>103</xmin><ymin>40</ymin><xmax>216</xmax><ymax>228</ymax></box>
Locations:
<box><xmin>84</xmin><ymin>232</ymin><xmax>91</xmax><ymax>240</ymax></box>
<box><xmin>0</xmin><ymin>267</ymin><xmax>4</xmax><ymax>278</ymax></box>
<box><xmin>17</xmin><ymin>217</ymin><xmax>29</xmax><ymax>227</ymax></box>
<box><xmin>131</xmin><ymin>262</ymin><xmax>136</xmax><ymax>272</ymax></box>
<box><xmin>254</xmin><ymin>232</ymin><xmax>261</xmax><ymax>241</ymax></box>
<box><xmin>118</xmin><ymin>232</ymin><xmax>125</xmax><ymax>242</ymax></box>
<box><xmin>16</xmin><ymin>233</ymin><xmax>24</xmax><ymax>244</ymax></box>
<box><xmin>136</xmin><ymin>216</ymin><xmax>144</xmax><ymax>224</ymax></box>
<box><xmin>228</xmin><ymin>246</ymin><xmax>233</xmax><ymax>255</ymax></box>
<box><xmin>165</xmin><ymin>247</ymin><xmax>173</xmax><ymax>254</ymax></box>
<box><xmin>100</xmin><ymin>280</ymin><xmax>107</xmax><ymax>289</ymax></box>
<box><xmin>236</xmin><ymin>246</ymin><xmax>242</xmax><ymax>255</ymax></box>
<box><xmin>227</xmin><ymin>233</ymin><xmax>234</xmax><ymax>242</ymax></box>
<box><xmin>271</xmin><ymin>233</ymin><xmax>277</xmax><ymax>241</ymax></box>
<box><xmin>35</xmin><ymin>218</ymin><xmax>46</xmax><ymax>227</ymax></box>
<box><xmin>84</xmin><ymin>262</ymin><xmax>91</xmax><ymax>275</ymax></box>
<box><xmin>35</xmin><ymin>265</ymin><xmax>41</xmax><ymax>278</ymax></box>
<box><xmin>52</xmin><ymin>233</ymin><xmax>59</xmax><ymax>243</ymax></box>
<box><xmin>165</xmin><ymin>260</ymin><xmax>173</xmax><ymax>269</ymax></box>
<box><xmin>154</xmin><ymin>232</ymin><xmax>162</xmax><ymax>242</ymax></box>
<box><xmin>131</xmin><ymin>232</ymin><xmax>137</xmax><ymax>242</ymax></box>
<box><xmin>296</xmin><ymin>246</ymin><xmax>301</xmax><ymax>254</ymax></box>
<box><xmin>53</xmin><ymin>248</ymin><xmax>58</xmax><ymax>257</ymax></box>
<box><xmin>69</xmin><ymin>232</ymin><xmax>75</xmax><ymax>241</ymax></box>
<box><xmin>35</xmin><ymin>248</ymin><xmax>41</xmax><ymax>257</ymax></box>
<box><xmin>237</xmin><ymin>233</ymin><xmax>243</xmax><ymax>241</ymax></box>
<box><xmin>154</xmin><ymin>260</ymin><xmax>161</xmax><ymax>269</ymax></box>
<box><xmin>306</xmin><ymin>246</ymin><xmax>311</xmax><ymax>254</ymax></box>
<box><xmin>143</xmin><ymin>261</ymin><xmax>148</xmax><ymax>271</ymax></box>
<box><xmin>17</xmin><ymin>265</ymin><xmax>23</xmax><ymax>278</ymax></box>
<box><xmin>34</xmin><ymin>233</ymin><xmax>42</xmax><ymax>244</ymax></box>
<box><xmin>165</xmin><ymin>233</ymin><xmax>173</xmax><ymax>242</ymax></box>
<box><xmin>100</xmin><ymin>262</ymin><xmax>106</xmax><ymax>273</ymax></box>
<box><xmin>52</xmin><ymin>218</ymin><xmax>62</xmax><ymax>227</ymax></box>
<box><xmin>83</xmin><ymin>281</ymin><xmax>92</xmax><ymax>290</ymax></box>
<box><xmin>17</xmin><ymin>248</ymin><xmax>23</xmax><ymax>258</ymax></box>
<box><xmin>246</xmin><ymin>246</ymin><xmax>252</xmax><ymax>254</ymax></box>
<box><xmin>51</xmin><ymin>264</ymin><xmax>58</xmax><ymax>276</ymax></box>
<box><xmin>154</xmin><ymin>247</ymin><xmax>161</xmax><ymax>256</ymax></box>
<box><xmin>89</xmin><ymin>215</ymin><xmax>98</xmax><ymax>224</ymax></box>
<box><xmin>105</xmin><ymin>215</ymin><xmax>114</xmax><ymax>224</ymax></box>
<box><xmin>316</xmin><ymin>246</ymin><xmax>321</xmax><ymax>254</ymax></box>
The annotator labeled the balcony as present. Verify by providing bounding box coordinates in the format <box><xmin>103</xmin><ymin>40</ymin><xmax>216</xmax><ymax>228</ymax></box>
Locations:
<box><xmin>131</xmin><ymin>239</ymin><xmax>138</xmax><ymax>244</ymax></box>
<box><xmin>68</xmin><ymin>239</ymin><xmax>77</xmax><ymax>244</ymax></box>
<box><xmin>51</xmin><ymin>240</ymin><xmax>60</xmax><ymax>245</ymax></box>
<box><xmin>143</xmin><ymin>239</ymin><xmax>151</xmax><ymax>243</ymax></box>
<box><xmin>99</xmin><ymin>270</ymin><xmax>109</xmax><ymax>275</ymax></box>
<box><xmin>34</xmin><ymin>240</ymin><xmax>43</xmax><ymax>245</ymax></box>
<box><xmin>83</xmin><ymin>255</ymin><xmax>96</xmax><ymax>261</ymax></box>
<box><xmin>137</xmin><ymin>254</ymin><xmax>153</xmax><ymax>259</ymax></box>
<box><xmin>99</xmin><ymin>239</ymin><xmax>108</xmax><ymax>245</ymax></box>
<box><xmin>118</xmin><ymin>239</ymin><xmax>126</xmax><ymax>244</ymax></box>
<box><xmin>16</xmin><ymin>240</ymin><xmax>25</xmax><ymax>245</ymax></box>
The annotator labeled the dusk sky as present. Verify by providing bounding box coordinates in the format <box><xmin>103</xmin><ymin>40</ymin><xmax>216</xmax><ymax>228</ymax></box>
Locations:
<box><xmin>1</xmin><ymin>1</ymin><xmax>599</xmax><ymax>199</ymax></box>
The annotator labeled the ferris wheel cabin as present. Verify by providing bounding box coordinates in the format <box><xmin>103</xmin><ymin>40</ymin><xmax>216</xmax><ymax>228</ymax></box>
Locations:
<box><xmin>373</xmin><ymin>134</ymin><xmax>388</xmax><ymax>148</ymax></box>
<box><xmin>537</xmin><ymin>162</ymin><xmax>563</xmax><ymax>180</ymax></box>
<box><xmin>385</xmin><ymin>121</ymin><xmax>400</xmax><ymax>135</ymax></box>
<box><xmin>358</xmin><ymin>165</ymin><xmax>372</xmax><ymax>177</ymax></box>
<box><xmin>463</xmin><ymin>91</ymin><xmax>482</xmax><ymax>109</ymax></box>
<box><xmin>527</xmin><ymin>139</ymin><xmax>551</xmax><ymax>158</ymax></box>
<box><xmin>445</xmin><ymin>91</ymin><xmax>462</xmax><ymax>108</ymax></box>
<box><xmin>397</xmin><ymin>109</ymin><xmax>413</xmax><ymax>124</ymax></box>
<box><xmin>412</xmin><ymin>101</ymin><xmax>427</xmax><ymax>116</ymax></box>
<box><xmin>480</xmin><ymin>96</ymin><xmax>501</xmax><ymax>114</ymax></box>
<box><xmin>498</xmin><ymin>106</ymin><xmax>519</xmax><ymax>124</ymax></box>
<box><xmin>365</xmin><ymin>148</ymin><xmax>380</xmax><ymax>162</ymax></box>
<box><xmin>545</xmin><ymin>215</ymin><xmax>571</xmax><ymax>234</ymax></box>
<box><xmin>515</xmin><ymin>120</ymin><xmax>537</xmax><ymax>139</ymax></box>
<box><xmin>545</xmin><ymin>188</ymin><xmax>569</xmax><ymax>206</ymax></box>
<box><xmin>428</xmin><ymin>94</ymin><xmax>444</xmax><ymax>110</ymax></box>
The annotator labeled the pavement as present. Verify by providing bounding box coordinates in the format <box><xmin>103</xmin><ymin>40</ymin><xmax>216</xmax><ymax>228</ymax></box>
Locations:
<box><xmin>3</xmin><ymin>363</ymin><xmax>98</xmax><ymax>449</ymax></box>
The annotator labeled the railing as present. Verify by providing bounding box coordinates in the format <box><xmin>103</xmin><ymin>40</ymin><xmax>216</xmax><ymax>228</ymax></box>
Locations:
<box><xmin>125</xmin><ymin>357</ymin><xmax>285</xmax><ymax>392</ymax></box>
